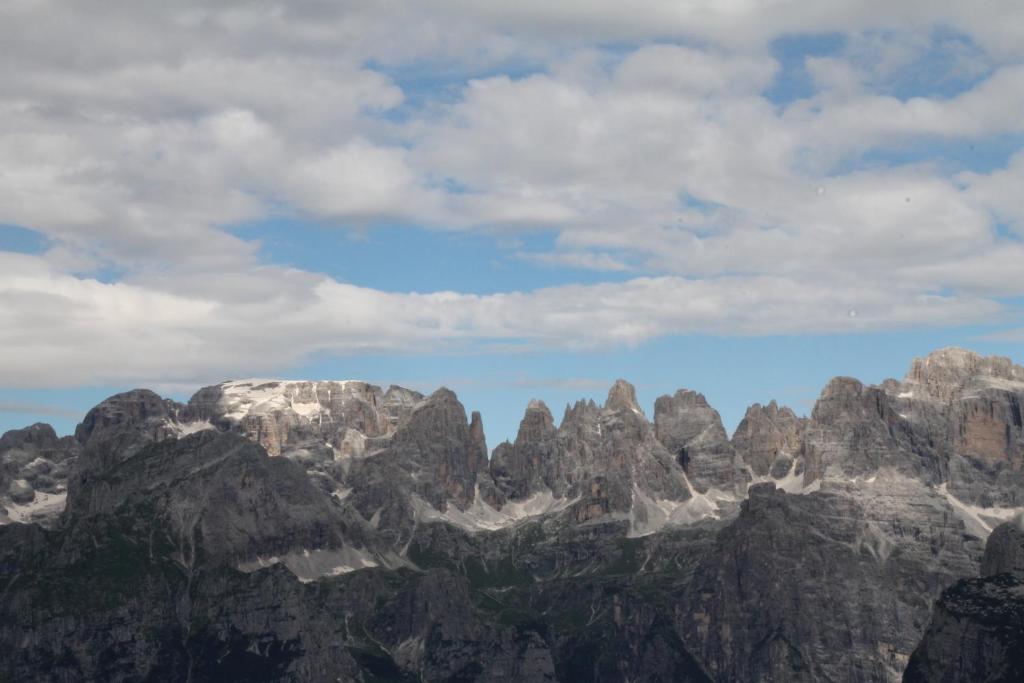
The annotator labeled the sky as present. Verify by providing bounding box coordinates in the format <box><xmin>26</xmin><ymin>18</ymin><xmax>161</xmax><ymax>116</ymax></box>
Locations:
<box><xmin>1</xmin><ymin>1</ymin><xmax>1023</xmax><ymax>447</ymax></box>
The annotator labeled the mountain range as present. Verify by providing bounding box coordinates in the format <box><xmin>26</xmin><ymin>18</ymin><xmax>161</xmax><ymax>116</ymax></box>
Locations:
<box><xmin>2</xmin><ymin>346</ymin><xmax>1023</xmax><ymax>681</ymax></box>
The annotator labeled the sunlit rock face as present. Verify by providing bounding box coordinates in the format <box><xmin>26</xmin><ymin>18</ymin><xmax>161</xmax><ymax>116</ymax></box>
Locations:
<box><xmin>894</xmin><ymin>348</ymin><xmax>1024</xmax><ymax>507</ymax></box>
<box><xmin>756</xmin><ymin>348</ymin><xmax>1024</xmax><ymax>509</ymax></box>
<box><xmin>186</xmin><ymin>379</ymin><xmax>422</xmax><ymax>458</ymax></box>
<box><xmin>800</xmin><ymin>375</ymin><xmax>946</xmax><ymax>486</ymax></box>
<box><xmin>488</xmin><ymin>379</ymin><xmax>703</xmax><ymax>534</ymax></box>
<box><xmin>904</xmin><ymin>347</ymin><xmax>1024</xmax><ymax>403</ymax></box>
<box><xmin>731</xmin><ymin>400</ymin><xmax>805</xmax><ymax>477</ymax></box>
<box><xmin>654</xmin><ymin>388</ymin><xmax>747</xmax><ymax>494</ymax></box>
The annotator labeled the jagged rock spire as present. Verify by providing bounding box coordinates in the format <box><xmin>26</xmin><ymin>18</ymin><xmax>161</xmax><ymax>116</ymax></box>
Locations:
<box><xmin>604</xmin><ymin>379</ymin><xmax>642</xmax><ymax>415</ymax></box>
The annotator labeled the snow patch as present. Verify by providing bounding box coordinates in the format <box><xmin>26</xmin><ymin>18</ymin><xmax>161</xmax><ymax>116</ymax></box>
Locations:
<box><xmin>0</xmin><ymin>490</ymin><xmax>67</xmax><ymax>525</ymax></box>
<box><xmin>217</xmin><ymin>379</ymin><xmax>360</xmax><ymax>421</ymax></box>
<box><xmin>857</xmin><ymin>522</ymin><xmax>896</xmax><ymax>563</ymax></box>
<box><xmin>897</xmin><ymin>391</ymin><xmax>914</xmax><ymax>399</ymax></box>
<box><xmin>628</xmin><ymin>484</ymin><xmax>731</xmax><ymax>537</ymax></box>
<box><xmin>977</xmin><ymin>376</ymin><xmax>1024</xmax><ymax>393</ymax></box>
<box><xmin>167</xmin><ymin>419</ymin><xmax>215</xmax><ymax>436</ymax></box>
<box><xmin>236</xmin><ymin>546</ymin><xmax>378</xmax><ymax>581</ymax></box>
<box><xmin>412</xmin><ymin>487</ymin><xmax>576</xmax><ymax>532</ymax></box>
<box><xmin>748</xmin><ymin>460</ymin><xmax>820</xmax><ymax>495</ymax></box>
<box><xmin>289</xmin><ymin>398</ymin><xmax>322</xmax><ymax>419</ymax></box>
<box><xmin>332</xmin><ymin>429</ymin><xmax>368</xmax><ymax>460</ymax></box>
<box><xmin>939</xmin><ymin>483</ymin><xmax>1024</xmax><ymax>538</ymax></box>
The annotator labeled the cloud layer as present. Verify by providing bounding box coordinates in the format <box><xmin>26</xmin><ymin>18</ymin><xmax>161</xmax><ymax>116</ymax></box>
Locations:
<box><xmin>1</xmin><ymin>1</ymin><xmax>1022</xmax><ymax>387</ymax></box>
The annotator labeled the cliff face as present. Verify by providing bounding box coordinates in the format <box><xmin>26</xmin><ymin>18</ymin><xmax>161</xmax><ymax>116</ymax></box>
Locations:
<box><xmin>681</xmin><ymin>480</ymin><xmax>980</xmax><ymax>682</ymax></box>
<box><xmin>896</xmin><ymin>348</ymin><xmax>1024</xmax><ymax>507</ymax></box>
<box><xmin>0</xmin><ymin>423</ymin><xmax>78</xmax><ymax>525</ymax></box>
<box><xmin>2</xmin><ymin>346</ymin><xmax>1023</xmax><ymax>682</ymax></box>
<box><xmin>653</xmin><ymin>389</ymin><xmax>747</xmax><ymax>494</ymax></box>
<box><xmin>487</xmin><ymin>380</ymin><xmax>702</xmax><ymax>533</ymax></box>
<box><xmin>904</xmin><ymin>518</ymin><xmax>1024</xmax><ymax>683</ymax></box>
<box><xmin>731</xmin><ymin>400</ymin><xmax>805</xmax><ymax>477</ymax></box>
<box><xmin>184</xmin><ymin>379</ymin><xmax>422</xmax><ymax>458</ymax></box>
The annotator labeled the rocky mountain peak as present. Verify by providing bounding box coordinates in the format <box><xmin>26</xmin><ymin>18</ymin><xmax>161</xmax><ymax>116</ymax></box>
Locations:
<box><xmin>731</xmin><ymin>400</ymin><xmax>804</xmax><ymax>477</ymax></box>
<box><xmin>0</xmin><ymin>422</ymin><xmax>79</xmax><ymax>526</ymax></box>
<box><xmin>469</xmin><ymin>410</ymin><xmax>487</xmax><ymax>463</ymax></box>
<box><xmin>903</xmin><ymin>347</ymin><xmax>1024</xmax><ymax>402</ymax></box>
<box><xmin>815</xmin><ymin>375</ymin><xmax>864</xmax><ymax>402</ymax></box>
<box><xmin>425</xmin><ymin>386</ymin><xmax>457</xmax><ymax>403</ymax></box>
<box><xmin>8</xmin><ymin>347</ymin><xmax>1024</xmax><ymax>682</ymax></box>
<box><xmin>73</xmin><ymin>389</ymin><xmax>185</xmax><ymax>471</ymax></box>
<box><xmin>654</xmin><ymin>388</ymin><xmax>743</xmax><ymax>493</ymax></box>
<box><xmin>382</xmin><ymin>387</ymin><xmax>486</xmax><ymax>512</ymax></box>
<box><xmin>75</xmin><ymin>388</ymin><xmax>181</xmax><ymax>447</ymax></box>
<box><xmin>526</xmin><ymin>398</ymin><xmax>550</xmax><ymax>413</ymax></box>
<box><xmin>604</xmin><ymin>378</ymin><xmax>643</xmax><ymax>415</ymax></box>
<box><xmin>489</xmin><ymin>399</ymin><xmax>562</xmax><ymax>503</ymax></box>
<box><xmin>0</xmin><ymin>422</ymin><xmax>59</xmax><ymax>452</ymax></box>
<box><xmin>810</xmin><ymin>376</ymin><xmax>888</xmax><ymax>426</ymax></box>
<box><xmin>517</xmin><ymin>401</ymin><xmax>556</xmax><ymax>443</ymax></box>
<box><xmin>183</xmin><ymin>378</ymin><xmax>429</xmax><ymax>459</ymax></box>
<box><xmin>561</xmin><ymin>398</ymin><xmax>600</xmax><ymax>430</ymax></box>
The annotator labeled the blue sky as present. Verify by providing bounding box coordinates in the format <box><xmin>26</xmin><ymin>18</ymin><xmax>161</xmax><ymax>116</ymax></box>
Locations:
<box><xmin>1</xmin><ymin>2</ymin><xmax>1023</xmax><ymax>446</ymax></box>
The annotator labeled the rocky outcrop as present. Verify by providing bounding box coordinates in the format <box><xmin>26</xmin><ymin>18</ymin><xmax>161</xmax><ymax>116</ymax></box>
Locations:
<box><xmin>654</xmin><ymin>389</ymin><xmax>745</xmax><ymax>493</ymax></box>
<box><xmin>681</xmin><ymin>479</ymin><xmax>983</xmax><ymax>682</ymax></box>
<box><xmin>489</xmin><ymin>380</ymin><xmax>697</xmax><ymax>531</ymax></box>
<box><xmin>801</xmin><ymin>376</ymin><xmax>948</xmax><ymax>487</ymax></box>
<box><xmin>904</xmin><ymin>347</ymin><xmax>1024</xmax><ymax>403</ymax></box>
<box><xmin>187</xmin><ymin>379</ymin><xmax>419</xmax><ymax>459</ymax></box>
<box><xmin>383</xmin><ymin>388</ymin><xmax>489</xmax><ymax>511</ymax></box>
<box><xmin>982</xmin><ymin>518</ymin><xmax>1024</xmax><ymax>576</ymax></box>
<box><xmin>729</xmin><ymin>349</ymin><xmax>1024</xmax><ymax>512</ymax></box>
<box><xmin>66</xmin><ymin>389</ymin><xmax>192</xmax><ymax>520</ymax></box>
<box><xmin>64</xmin><ymin>430</ymin><xmax>384</xmax><ymax>575</ymax></box>
<box><xmin>905</xmin><ymin>518</ymin><xmax>1024</xmax><ymax>682</ymax></box>
<box><xmin>903</xmin><ymin>573</ymin><xmax>1024</xmax><ymax>683</ymax></box>
<box><xmin>896</xmin><ymin>348</ymin><xmax>1024</xmax><ymax>507</ymax></box>
<box><xmin>0</xmin><ymin>423</ymin><xmax>79</xmax><ymax>525</ymax></box>
<box><xmin>560</xmin><ymin>380</ymin><xmax>690</xmax><ymax>519</ymax></box>
<box><xmin>75</xmin><ymin>388</ymin><xmax>185</xmax><ymax>461</ymax></box>
<box><xmin>490</xmin><ymin>400</ymin><xmax>561</xmax><ymax>500</ymax></box>
<box><xmin>731</xmin><ymin>400</ymin><xmax>804</xmax><ymax>477</ymax></box>
<box><xmin>338</xmin><ymin>388</ymin><xmax>498</xmax><ymax>547</ymax></box>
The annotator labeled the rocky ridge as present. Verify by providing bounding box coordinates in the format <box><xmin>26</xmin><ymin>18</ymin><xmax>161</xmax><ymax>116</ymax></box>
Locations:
<box><xmin>2</xmin><ymin>346</ymin><xmax>1023</xmax><ymax>681</ymax></box>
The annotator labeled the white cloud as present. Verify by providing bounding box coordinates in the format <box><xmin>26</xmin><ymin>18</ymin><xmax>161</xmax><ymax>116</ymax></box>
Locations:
<box><xmin>0</xmin><ymin>251</ymin><xmax>1003</xmax><ymax>387</ymax></box>
<box><xmin>0</xmin><ymin>1</ymin><xmax>1022</xmax><ymax>387</ymax></box>
<box><xmin>960</xmin><ymin>149</ymin><xmax>1024</xmax><ymax>235</ymax></box>
<box><xmin>282</xmin><ymin>141</ymin><xmax>428</xmax><ymax>221</ymax></box>
<box><xmin>517</xmin><ymin>251</ymin><xmax>632</xmax><ymax>272</ymax></box>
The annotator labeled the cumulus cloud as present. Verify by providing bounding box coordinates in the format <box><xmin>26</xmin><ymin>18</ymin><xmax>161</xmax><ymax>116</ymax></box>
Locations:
<box><xmin>0</xmin><ymin>1</ymin><xmax>1022</xmax><ymax>387</ymax></box>
<box><xmin>0</xmin><ymin>251</ymin><xmax>1002</xmax><ymax>388</ymax></box>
